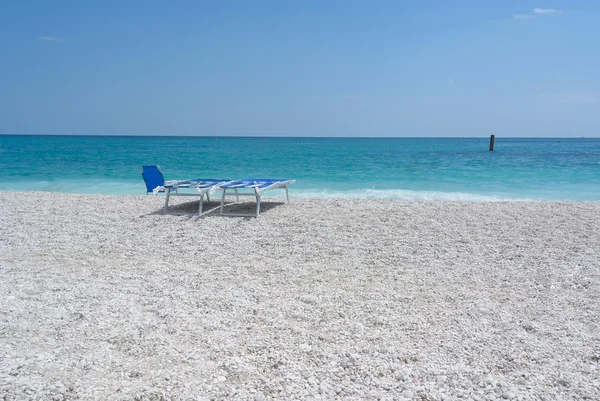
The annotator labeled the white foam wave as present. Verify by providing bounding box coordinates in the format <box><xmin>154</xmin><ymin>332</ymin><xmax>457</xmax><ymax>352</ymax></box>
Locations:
<box><xmin>0</xmin><ymin>180</ymin><xmax>142</xmax><ymax>195</ymax></box>
<box><xmin>0</xmin><ymin>180</ymin><xmax>541</xmax><ymax>201</ymax></box>
<box><xmin>294</xmin><ymin>188</ymin><xmax>533</xmax><ymax>201</ymax></box>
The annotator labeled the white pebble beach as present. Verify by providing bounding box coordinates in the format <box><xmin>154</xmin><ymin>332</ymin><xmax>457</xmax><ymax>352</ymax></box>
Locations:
<box><xmin>1</xmin><ymin>192</ymin><xmax>599</xmax><ymax>401</ymax></box>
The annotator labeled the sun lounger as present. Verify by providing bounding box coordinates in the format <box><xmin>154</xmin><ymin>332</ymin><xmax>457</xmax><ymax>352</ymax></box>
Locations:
<box><xmin>218</xmin><ymin>178</ymin><xmax>296</xmax><ymax>217</ymax></box>
<box><xmin>141</xmin><ymin>165</ymin><xmax>230</xmax><ymax>215</ymax></box>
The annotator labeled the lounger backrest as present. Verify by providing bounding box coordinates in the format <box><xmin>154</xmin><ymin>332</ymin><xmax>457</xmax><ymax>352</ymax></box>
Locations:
<box><xmin>141</xmin><ymin>165</ymin><xmax>165</xmax><ymax>193</ymax></box>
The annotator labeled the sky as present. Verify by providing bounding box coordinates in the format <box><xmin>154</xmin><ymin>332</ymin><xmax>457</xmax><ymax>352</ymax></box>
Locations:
<box><xmin>1</xmin><ymin>0</ymin><xmax>599</xmax><ymax>137</ymax></box>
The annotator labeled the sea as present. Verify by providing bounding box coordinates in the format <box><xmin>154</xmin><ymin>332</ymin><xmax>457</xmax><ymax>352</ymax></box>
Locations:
<box><xmin>1</xmin><ymin>135</ymin><xmax>599</xmax><ymax>201</ymax></box>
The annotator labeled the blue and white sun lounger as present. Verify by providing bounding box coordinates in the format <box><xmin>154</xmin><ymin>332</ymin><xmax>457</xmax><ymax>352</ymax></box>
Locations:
<box><xmin>142</xmin><ymin>165</ymin><xmax>231</xmax><ymax>215</ymax></box>
<box><xmin>218</xmin><ymin>178</ymin><xmax>296</xmax><ymax>217</ymax></box>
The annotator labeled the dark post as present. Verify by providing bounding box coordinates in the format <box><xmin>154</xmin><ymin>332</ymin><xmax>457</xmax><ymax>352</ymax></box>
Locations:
<box><xmin>489</xmin><ymin>134</ymin><xmax>495</xmax><ymax>152</ymax></box>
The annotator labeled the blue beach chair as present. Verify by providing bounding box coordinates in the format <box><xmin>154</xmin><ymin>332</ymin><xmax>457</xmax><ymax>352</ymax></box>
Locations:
<box><xmin>218</xmin><ymin>178</ymin><xmax>296</xmax><ymax>217</ymax></box>
<box><xmin>141</xmin><ymin>165</ymin><xmax>231</xmax><ymax>215</ymax></box>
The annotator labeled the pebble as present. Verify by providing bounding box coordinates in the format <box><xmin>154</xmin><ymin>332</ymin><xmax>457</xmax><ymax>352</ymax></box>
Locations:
<box><xmin>1</xmin><ymin>195</ymin><xmax>599</xmax><ymax>401</ymax></box>
<box><xmin>299</xmin><ymin>344</ymin><xmax>312</xmax><ymax>352</ymax></box>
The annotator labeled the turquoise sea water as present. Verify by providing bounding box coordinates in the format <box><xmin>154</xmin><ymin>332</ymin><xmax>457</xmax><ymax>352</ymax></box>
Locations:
<box><xmin>1</xmin><ymin>135</ymin><xmax>599</xmax><ymax>201</ymax></box>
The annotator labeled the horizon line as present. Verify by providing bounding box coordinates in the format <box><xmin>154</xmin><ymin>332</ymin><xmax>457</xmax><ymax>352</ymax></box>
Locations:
<box><xmin>0</xmin><ymin>133</ymin><xmax>595</xmax><ymax>139</ymax></box>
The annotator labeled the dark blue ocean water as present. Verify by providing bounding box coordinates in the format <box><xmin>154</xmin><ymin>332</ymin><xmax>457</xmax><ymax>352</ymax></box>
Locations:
<box><xmin>1</xmin><ymin>135</ymin><xmax>599</xmax><ymax>200</ymax></box>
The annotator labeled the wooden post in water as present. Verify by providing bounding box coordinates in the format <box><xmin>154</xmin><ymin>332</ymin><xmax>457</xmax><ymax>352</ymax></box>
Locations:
<box><xmin>489</xmin><ymin>134</ymin><xmax>495</xmax><ymax>152</ymax></box>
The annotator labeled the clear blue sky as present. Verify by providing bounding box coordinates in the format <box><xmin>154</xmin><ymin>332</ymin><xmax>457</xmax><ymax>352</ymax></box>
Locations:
<box><xmin>1</xmin><ymin>1</ymin><xmax>599</xmax><ymax>137</ymax></box>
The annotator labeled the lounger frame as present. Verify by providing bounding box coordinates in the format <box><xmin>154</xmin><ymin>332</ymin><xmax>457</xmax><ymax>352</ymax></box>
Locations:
<box><xmin>161</xmin><ymin>179</ymin><xmax>231</xmax><ymax>215</ymax></box>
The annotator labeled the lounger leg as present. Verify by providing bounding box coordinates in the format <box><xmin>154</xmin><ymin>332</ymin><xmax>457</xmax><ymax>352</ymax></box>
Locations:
<box><xmin>285</xmin><ymin>186</ymin><xmax>289</xmax><ymax>203</ymax></box>
<box><xmin>235</xmin><ymin>188</ymin><xmax>239</xmax><ymax>202</ymax></box>
<box><xmin>255</xmin><ymin>193</ymin><xmax>261</xmax><ymax>218</ymax></box>
<box><xmin>206</xmin><ymin>193</ymin><xmax>210</xmax><ymax>202</ymax></box>
<box><xmin>220</xmin><ymin>189</ymin><xmax>227</xmax><ymax>216</ymax></box>
<box><xmin>198</xmin><ymin>192</ymin><xmax>204</xmax><ymax>216</ymax></box>
<box><xmin>164</xmin><ymin>188</ymin><xmax>171</xmax><ymax>212</ymax></box>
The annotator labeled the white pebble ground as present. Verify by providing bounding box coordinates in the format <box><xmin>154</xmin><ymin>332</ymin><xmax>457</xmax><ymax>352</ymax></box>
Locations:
<box><xmin>1</xmin><ymin>192</ymin><xmax>599</xmax><ymax>401</ymax></box>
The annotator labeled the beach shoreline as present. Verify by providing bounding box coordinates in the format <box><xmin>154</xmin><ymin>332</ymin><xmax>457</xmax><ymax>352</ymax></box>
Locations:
<box><xmin>1</xmin><ymin>192</ymin><xmax>599</xmax><ymax>400</ymax></box>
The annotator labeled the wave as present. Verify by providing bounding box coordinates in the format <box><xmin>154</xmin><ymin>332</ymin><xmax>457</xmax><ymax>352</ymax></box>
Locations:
<box><xmin>293</xmin><ymin>188</ymin><xmax>533</xmax><ymax>201</ymax></box>
<box><xmin>0</xmin><ymin>180</ymin><xmax>142</xmax><ymax>195</ymax></box>
<box><xmin>0</xmin><ymin>180</ymin><xmax>582</xmax><ymax>201</ymax></box>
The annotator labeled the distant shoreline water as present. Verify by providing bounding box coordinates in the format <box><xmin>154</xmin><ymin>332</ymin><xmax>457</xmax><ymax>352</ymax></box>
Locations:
<box><xmin>1</xmin><ymin>135</ymin><xmax>599</xmax><ymax>201</ymax></box>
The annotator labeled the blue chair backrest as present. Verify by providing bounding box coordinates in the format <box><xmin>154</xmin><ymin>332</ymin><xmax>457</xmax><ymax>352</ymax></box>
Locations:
<box><xmin>141</xmin><ymin>165</ymin><xmax>165</xmax><ymax>193</ymax></box>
